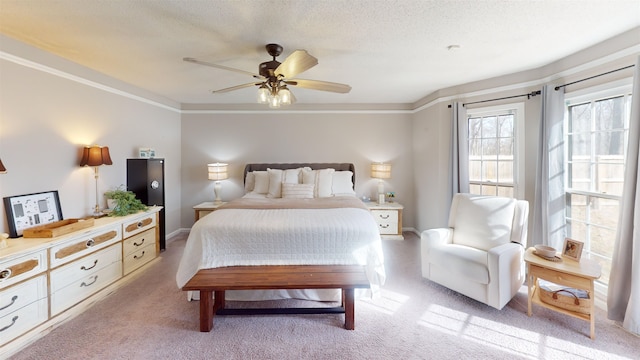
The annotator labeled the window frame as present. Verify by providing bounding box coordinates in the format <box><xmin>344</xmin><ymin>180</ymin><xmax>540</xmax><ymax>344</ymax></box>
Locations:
<box><xmin>466</xmin><ymin>102</ymin><xmax>525</xmax><ymax>199</ymax></box>
<box><xmin>564</xmin><ymin>79</ymin><xmax>633</xmax><ymax>296</ymax></box>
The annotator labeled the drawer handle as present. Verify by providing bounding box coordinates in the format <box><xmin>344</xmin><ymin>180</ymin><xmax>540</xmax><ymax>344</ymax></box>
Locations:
<box><xmin>81</xmin><ymin>259</ymin><xmax>98</xmax><ymax>271</ymax></box>
<box><xmin>0</xmin><ymin>316</ymin><xmax>18</xmax><ymax>332</ymax></box>
<box><xmin>86</xmin><ymin>239</ymin><xmax>95</xmax><ymax>248</ymax></box>
<box><xmin>0</xmin><ymin>295</ymin><xmax>18</xmax><ymax>311</ymax></box>
<box><xmin>137</xmin><ymin>222</ymin><xmax>143</xmax><ymax>228</ymax></box>
<box><xmin>81</xmin><ymin>275</ymin><xmax>98</xmax><ymax>287</ymax></box>
<box><xmin>0</xmin><ymin>269</ymin><xmax>11</xmax><ymax>280</ymax></box>
<box><xmin>133</xmin><ymin>238</ymin><xmax>145</xmax><ymax>247</ymax></box>
<box><xmin>134</xmin><ymin>251</ymin><xmax>146</xmax><ymax>260</ymax></box>
<box><xmin>380</xmin><ymin>224</ymin><xmax>389</xmax><ymax>229</ymax></box>
<box><xmin>379</xmin><ymin>214</ymin><xmax>390</xmax><ymax>219</ymax></box>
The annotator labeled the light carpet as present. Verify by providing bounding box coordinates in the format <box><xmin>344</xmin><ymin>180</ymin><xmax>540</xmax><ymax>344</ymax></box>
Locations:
<box><xmin>9</xmin><ymin>232</ymin><xmax>639</xmax><ymax>359</ymax></box>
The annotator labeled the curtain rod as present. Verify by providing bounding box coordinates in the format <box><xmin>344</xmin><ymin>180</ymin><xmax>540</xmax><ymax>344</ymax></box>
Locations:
<box><xmin>447</xmin><ymin>90</ymin><xmax>541</xmax><ymax>108</ymax></box>
<box><xmin>554</xmin><ymin>64</ymin><xmax>635</xmax><ymax>91</ymax></box>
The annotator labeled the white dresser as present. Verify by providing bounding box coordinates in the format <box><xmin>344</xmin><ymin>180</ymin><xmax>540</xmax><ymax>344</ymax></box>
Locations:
<box><xmin>0</xmin><ymin>207</ymin><xmax>161</xmax><ymax>357</ymax></box>
<box><xmin>365</xmin><ymin>202</ymin><xmax>404</xmax><ymax>240</ymax></box>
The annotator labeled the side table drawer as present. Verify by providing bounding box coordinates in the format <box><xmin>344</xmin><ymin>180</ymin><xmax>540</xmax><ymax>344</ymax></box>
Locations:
<box><xmin>0</xmin><ymin>249</ymin><xmax>47</xmax><ymax>289</ymax></box>
<box><xmin>371</xmin><ymin>210</ymin><xmax>399</xmax><ymax>235</ymax></box>
<box><xmin>0</xmin><ymin>296</ymin><xmax>48</xmax><ymax>346</ymax></box>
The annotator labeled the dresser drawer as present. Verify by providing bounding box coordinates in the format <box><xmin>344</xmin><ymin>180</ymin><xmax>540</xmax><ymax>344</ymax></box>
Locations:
<box><xmin>371</xmin><ymin>209</ymin><xmax>399</xmax><ymax>235</ymax></box>
<box><xmin>123</xmin><ymin>228</ymin><xmax>155</xmax><ymax>258</ymax></box>
<box><xmin>0</xmin><ymin>275</ymin><xmax>47</xmax><ymax>319</ymax></box>
<box><xmin>122</xmin><ymin>213</ymin><xmax>156</xmax><ymax>238</ymax></box>
<box><xmin>0</xmin><ymin>249</ymin><xmax>47</xmax><ymax>289</ymax></box>
<box><xmin>50</xmin><ymin>260</ymin><xmax>122</xmax><ymax>316</ymax></box>
<box><xmin>123</xmin><ymin>241</ymin><xmax>156</xmax><ymax>275</ymax></box>
<box><xmin>50</xmin><ymin>244</ymin><xmax>122</xmax><ymax>293</ymax></box>
<box><xmin>50</xmin><ymin>225</ymin><xmax>122</xmax><ymax>268</ymax></box>
<box><xmin>0</xmin><ymin>296</ymin><xmax>48</xmax><ymax>346</ymax></box>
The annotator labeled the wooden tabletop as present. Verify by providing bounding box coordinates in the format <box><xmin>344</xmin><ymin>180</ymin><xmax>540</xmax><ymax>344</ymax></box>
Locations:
<box><xmin>524</xmin><ymin>247</ymin><xmax>601</xmax><ymax>280</ymax></box>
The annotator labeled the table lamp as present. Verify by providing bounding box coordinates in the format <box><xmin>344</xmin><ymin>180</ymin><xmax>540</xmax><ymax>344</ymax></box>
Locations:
<box><xmin>208</xmin><ymin>163</ymin><xmax>228</xmax><ymax>203</ymax></box>
<box><xmin>371</xmin><ymin>163</ymin><xmax>391</xmax><ymax>204</ymax></box>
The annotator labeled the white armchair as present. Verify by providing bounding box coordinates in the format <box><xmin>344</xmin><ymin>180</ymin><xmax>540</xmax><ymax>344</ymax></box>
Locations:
<box><xmin>421</xmin><ymin>193</ymin><xmax>529</xmax><ymax>310</ymax></box>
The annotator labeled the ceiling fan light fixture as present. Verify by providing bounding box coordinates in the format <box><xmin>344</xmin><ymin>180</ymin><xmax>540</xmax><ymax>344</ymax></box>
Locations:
<box><xmin>257</xmin><ymin>84</ymin><xmax>270</xmax><ymax>104</ymax></box>
<box><xmin>279</xmin><ymin>86</ymin><xmax>292</xmax><ymax>105</ymax></box>
<box><xmin>269</xmin><ymin>93</ymin><xmax>281</xmax><ymax>108</ymax></box>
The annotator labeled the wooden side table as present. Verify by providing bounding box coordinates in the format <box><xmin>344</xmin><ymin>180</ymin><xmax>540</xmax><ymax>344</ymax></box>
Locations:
<box><xmin>193</xmin><ymin>201</ymin><xmax>226</xmax><ymax>222</ymax></box>
<box><xmin>365</xmin><ymin>202</ymin><xmax>404</xmax><ymax>240</ymax></box>
<box><xmin>524</xmin><ymin>247</ymin><xmax>601</xmax><ymax>339</ymax></box>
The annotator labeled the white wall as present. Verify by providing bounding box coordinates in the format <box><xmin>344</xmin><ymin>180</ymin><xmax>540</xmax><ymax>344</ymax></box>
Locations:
<box><xmin>0</xmin><ymin>36</ymin><xmax>182</xmax><ymax>237</ymax></box>
<box><xmin>180</xmin><ymin>112</ymin><xmax>414</xmax><ymax>228</ymax></box>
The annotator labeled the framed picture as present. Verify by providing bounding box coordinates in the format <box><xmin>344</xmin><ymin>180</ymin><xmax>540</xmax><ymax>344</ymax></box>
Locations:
<box><xmin>562</xmin><ymin>238</ymin><xmax>584</xmax><ymax>261</ymax></box>
<box><xmin>3</xmin><ymin>190</ymin><xmax>63</xmax><ymax>238</ymax></box>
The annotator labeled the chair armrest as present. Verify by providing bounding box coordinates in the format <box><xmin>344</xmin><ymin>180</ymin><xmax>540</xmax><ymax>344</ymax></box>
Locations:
<box><xmin>421</xmin><ymin>228</ymin><xmax>453</xmax><ymax>247</ymax></box>
<box><xmin>487</xmin><ymin>242</ymin><xmax>525</xmax><ymax>309</ymax></box>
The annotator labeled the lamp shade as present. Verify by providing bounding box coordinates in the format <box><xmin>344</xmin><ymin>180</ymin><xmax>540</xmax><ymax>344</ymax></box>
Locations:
<box><xmin>371</xmin><ymin>163</ymin><xmax>391</xmax><ymax>179</ymax></box>
<box><xmin>208</xmin><ymin>163</ymin><xmax>229</xmax><ymax>181</ymax></box>
<box><xmin>0</xmin><ymin>158</ymin><xmax>6</xmax><ymax>173</ymax></box>
<box><xmin>80</xmin><ymin>145</ymin><xmax>113</xmax><ymax>166</ymax></box>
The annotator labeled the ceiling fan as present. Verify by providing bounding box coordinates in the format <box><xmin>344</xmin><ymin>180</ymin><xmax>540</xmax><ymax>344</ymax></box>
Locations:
<box><xmin>184</xmin><ymin>44</ymin><xmax>351</xmax><ymax>107</ymax></box>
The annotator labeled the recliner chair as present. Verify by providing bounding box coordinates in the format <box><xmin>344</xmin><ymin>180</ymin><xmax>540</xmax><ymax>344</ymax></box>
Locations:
<box><xmin>421</xmin><ymin>193</ymin><xmax>529</xmax><ymax>310</ymax></box>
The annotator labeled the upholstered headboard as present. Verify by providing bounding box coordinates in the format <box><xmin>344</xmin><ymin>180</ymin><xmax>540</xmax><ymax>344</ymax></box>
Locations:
<box><xmin>243</xmin><ymin>163</ymin><xmax>356</xmax><ymax>189</ymax></box>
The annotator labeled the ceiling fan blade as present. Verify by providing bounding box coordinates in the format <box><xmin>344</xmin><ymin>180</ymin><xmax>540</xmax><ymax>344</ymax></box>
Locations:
<box><xmin>211</xmin><ymin>82</ymin><xmax>261</xmax><ymax>94</ymax></box>
<box><xmin>287</xmin><ymin>79</ymin><xmax>352</xmax><ymax>93</ymax></box>
<box><xmin>184</xmin><ymin>57</ymin><xmax>263</xmax><ymax>79</ymax></box>
<box><xmin>275</xmin><ymin>50</ymin><xmax>318</xmax><ymax>78</ymax></box>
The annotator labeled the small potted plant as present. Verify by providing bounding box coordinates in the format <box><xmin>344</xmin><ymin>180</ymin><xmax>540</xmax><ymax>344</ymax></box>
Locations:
<box><xmin>104</xmin><ymin>185</ymin><xmax>148</xmax><ymax>216</ymax></box>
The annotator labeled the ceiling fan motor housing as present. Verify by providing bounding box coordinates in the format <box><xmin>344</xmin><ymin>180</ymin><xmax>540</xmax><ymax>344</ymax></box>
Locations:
<box><xmin>259</xmin><ymin>60</ymin><xmax>281</xmax><ymax>78</ymax></box>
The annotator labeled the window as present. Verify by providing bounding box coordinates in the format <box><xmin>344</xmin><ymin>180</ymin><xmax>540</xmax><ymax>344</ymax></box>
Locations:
<box><xmin>565</xmin><ymin>83</ymin><xmax>632</xmax><ymax>292</ymax></box>
<box><xmin>467</xmin><ymin>103</ymin><xmax>524</xmax><ymax>198</ymax></box>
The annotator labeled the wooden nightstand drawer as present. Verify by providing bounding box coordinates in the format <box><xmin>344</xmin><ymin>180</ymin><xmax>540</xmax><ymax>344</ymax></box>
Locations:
<box><xmin>371</xmin><ymin>210</ymin><xmax>399</xmax><ymax>234</ymax></box>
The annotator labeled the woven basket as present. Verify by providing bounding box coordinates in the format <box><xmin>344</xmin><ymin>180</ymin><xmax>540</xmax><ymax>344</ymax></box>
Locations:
<box><xmin>538</xmin><ymin>280</ymin><xmax>590</xmax><ymax>314</ymax></box>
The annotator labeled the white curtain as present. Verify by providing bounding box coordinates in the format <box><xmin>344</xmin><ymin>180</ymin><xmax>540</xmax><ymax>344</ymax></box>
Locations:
<box><xmin>532</xmin><ymin>85</ymin><xmax>566</xmax><ymax>249</ymax></box>
<box><xmin>448</xmin><ymin>102</ymin><xmax>469</xmax><ymax>201</ymax></box>
<box><xmin>608</xmin><ymin>57</ymin><xmax>640</xmax><ymax>336</ymax></box>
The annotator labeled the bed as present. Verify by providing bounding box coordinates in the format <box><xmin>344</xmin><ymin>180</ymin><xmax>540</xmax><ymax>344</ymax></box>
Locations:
<box><xmin>176</xmin><ymin>163</ymin><xmax>386</xmax><ymax>330</ymax></box>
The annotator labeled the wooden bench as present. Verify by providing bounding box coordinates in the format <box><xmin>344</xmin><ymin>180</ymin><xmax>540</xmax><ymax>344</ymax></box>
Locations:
<box><xmin>182</xmin><ymin>265</ymin><xmax>370</xmax><ymax>331</ymax></box>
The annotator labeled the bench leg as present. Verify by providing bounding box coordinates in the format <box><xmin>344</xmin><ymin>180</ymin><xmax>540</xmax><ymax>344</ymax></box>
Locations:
<box><xmin>214</xmin><ymin>290</ymin><xmax>226</xmax><ymax>312</ymax></box>
<box><xmin>344</xmin><ymin>288</ymin><xmax>355</xmax><ymax>330</ymax></box>
<box><xmin>200</xmin><ymin>290</ymin><xmax>214</xmax><ymax>332</ymax></box>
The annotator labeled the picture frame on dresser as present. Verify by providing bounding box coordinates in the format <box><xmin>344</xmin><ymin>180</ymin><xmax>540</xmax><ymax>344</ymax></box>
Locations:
<box><xmin>3</xmin><ymin>190</ymin><xmax>63</xmax><ymax>238</ymax></box>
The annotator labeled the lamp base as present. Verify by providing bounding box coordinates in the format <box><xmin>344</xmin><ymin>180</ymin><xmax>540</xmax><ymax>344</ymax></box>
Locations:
<box><xmin>378</xmin><ymin>193</ymin><xmax>385</xmax><ymax>205</ymax></box>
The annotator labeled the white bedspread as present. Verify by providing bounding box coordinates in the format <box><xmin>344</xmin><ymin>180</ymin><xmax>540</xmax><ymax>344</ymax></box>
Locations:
<box><xmin>176</xmin><ymin>197</ymin><xmax>386</xmax><ymax>299</ymax></box>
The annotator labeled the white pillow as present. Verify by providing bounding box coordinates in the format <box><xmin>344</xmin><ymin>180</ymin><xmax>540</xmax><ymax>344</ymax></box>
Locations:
<box><xmin>244</xmin><ymin>172</ymin><xmax>255</xmax><ymax>192</ymax></box>
<box><xmin>253</xmin><ymin>171</ymin><xmax>269</xmax><ymax>194</ymax></box>
<box><xmin>332</xmin><ymin>171</ymin><xmax>356</xmax><ymax>196</ymax></box>
<box><xmin>281</xmin><ymin>183</ymin><xmax>315</xmax><ymax>199</ymax></box>
<box><xmin>267</xmin><ymin>168</ymin><xmax>284</xmax><ymax>198</ymax></box>
<box><xmin>283</xmin><ymin>168</ymin><xmax>303</xmax><ymax>184</ymax></box>
<box><xmin>302</xmin><ymin>168</ymin><xmax>335</xmax><ymax>197</ymax></box>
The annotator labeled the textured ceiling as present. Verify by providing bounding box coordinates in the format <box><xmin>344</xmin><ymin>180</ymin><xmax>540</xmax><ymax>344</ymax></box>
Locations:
<box><xmin>1</xmin><ymin>0</ymin><xmax>639</xmax><ymax>105</ymax></box>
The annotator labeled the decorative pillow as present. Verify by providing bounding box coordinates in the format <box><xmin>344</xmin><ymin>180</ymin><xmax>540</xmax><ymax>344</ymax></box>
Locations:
<box><xmin>245</xmin><ymin>172</ymin><xmax>256</xmax><ymax>192</ymax></box>
<box><xmin>302</xmin><ymin>168</ymin><xmax>335</xmax><ymax>197</ymax></box>
<box><xmin>253</xmin><ymin>171</ymin><xmax>270</xmax><ymax>194</ymax></box>
<box><xmin>283</xmin><ymin>168</ymin><xmax>303</xmax><ymax>184</ymax></box>
<box><xmin>267</xmin><ymin>168</ymin><xmax>284</xmax><ymax>198</ymax></box>
<box><xmin>281</xmin><ymin>183</ymin><xmax>315</xmax><ymax>199</ymax></box>
<box><xmin>332</xmin><ymin>171</ymin><xmax>356</xmax><ymax>196</ymax></box>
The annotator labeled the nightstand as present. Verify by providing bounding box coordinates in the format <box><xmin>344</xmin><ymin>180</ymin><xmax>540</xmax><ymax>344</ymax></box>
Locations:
<box><xmin>193</xmin><ymin>201</ymin><xmax>226</xmax><ymax>221</ymax></box>
<box><xmin>365</xmin><ymin>202</ymin><xmax>404</xmax><ymax>240</ymax></box>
